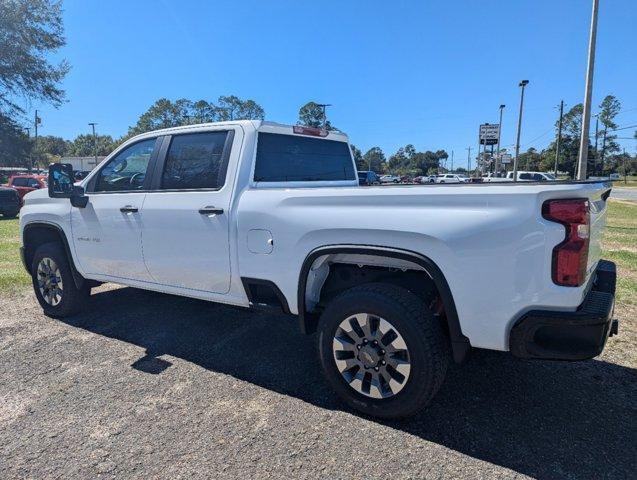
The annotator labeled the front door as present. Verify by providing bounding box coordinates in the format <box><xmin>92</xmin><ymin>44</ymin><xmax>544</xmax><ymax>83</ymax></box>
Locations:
<box><xmin>71</xmin><ymin>137</ymin><xmax>159</xmax><ymax>281</ymax></box>
<box><xmin>140</xmin><ymin>128</ymin><xmax>240</xmax><ymax>294</ymax></box>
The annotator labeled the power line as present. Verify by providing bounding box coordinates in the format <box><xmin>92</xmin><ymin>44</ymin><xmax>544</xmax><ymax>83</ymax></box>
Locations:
<box><xmin>609</xmin><ymin>124</ymin><xmax>637</xmax><ymax>132</ymax></box>
<box><xmin>520</xmin><ymin>127</ymin><xmax>554</xmax><ymax>148</ymax></box>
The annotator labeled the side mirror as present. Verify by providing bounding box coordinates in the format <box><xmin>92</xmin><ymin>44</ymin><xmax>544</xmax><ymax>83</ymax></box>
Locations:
<box><xmin>48</xmin><ymin>163</ymin><xmax>74</xmax><ymax>198</ymax></box>
<box><xmin>70</xmin><ymin>185</ymin><xmax>89</xmax><ymax>208</ymax></box>
<box><xmin>48</xmin><ymin>163</ymin><xmax>88</xmax><ymax>208</ymax></box>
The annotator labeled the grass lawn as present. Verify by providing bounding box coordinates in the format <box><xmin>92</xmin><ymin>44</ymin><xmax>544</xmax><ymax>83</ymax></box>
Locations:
<box><xmin>0</xmin><ymin>218</ymin><xmax>30</xmax><ymax>293</ymax></box>
<box><xmin>602</xmin><ymin>200</ymin><xmax>637</xmax><ymax>306</ymax></box>
<box><xmin>1</xmin><ymin>200</ymin><xmax>635</xmax><ymax>303</ymax></box>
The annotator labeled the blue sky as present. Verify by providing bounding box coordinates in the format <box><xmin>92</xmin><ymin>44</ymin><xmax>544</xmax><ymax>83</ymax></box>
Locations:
<box><xmin>27</xmin><ymin>0</ymin><xmax>637</xmax><ymax>160</ymax></box>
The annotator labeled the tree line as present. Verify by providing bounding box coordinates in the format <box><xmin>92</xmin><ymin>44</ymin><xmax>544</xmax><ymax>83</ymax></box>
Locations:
<box><xmin>513</xmin><ymin>95</ymin><xmax>635</xmax><ymax>177</ymax></box>
<box><xmin>0</xmin><ymin>1</ymin><xmax>634</xmax><ymax>176</ymax></box>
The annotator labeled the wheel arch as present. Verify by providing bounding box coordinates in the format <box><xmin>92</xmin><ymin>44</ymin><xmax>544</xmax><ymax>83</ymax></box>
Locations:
<box><xmin>297</xmin><ymin>245</ymin><xmax>470</xmax><ymax>363</ymax></box>
<box><xmin>22</xmin><ymin>222</ymin><xmax>85</xmax><ymax>289</ymax></box>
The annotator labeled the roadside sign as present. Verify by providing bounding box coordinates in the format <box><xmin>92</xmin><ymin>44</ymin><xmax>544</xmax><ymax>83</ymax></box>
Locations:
<box><xmin>500</xmin><ymin>153</ymin><xmax>512</xmax><ymax>164</ymax></box>
<box><xmin>479</xmin><ymin>124</ymin><xmax>499</xmax><ymax>145</ymax></box>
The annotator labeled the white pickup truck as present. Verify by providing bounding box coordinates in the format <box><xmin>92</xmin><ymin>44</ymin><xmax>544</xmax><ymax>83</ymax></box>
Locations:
<box><xmin>20</xmin><ymin>120</ymin><xmax>618</xmax><ymax>418</ymax></box>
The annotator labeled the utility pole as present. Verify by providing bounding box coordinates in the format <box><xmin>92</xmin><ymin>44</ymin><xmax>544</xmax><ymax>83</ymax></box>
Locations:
<box><xmin>593</xmin><ymin>114</ymin><xmax>599</xmax><ymax>152</ymax></box>
<box><xmin>554</xmin><ymin>100</ymin><xmax>564</xmax><ymax>177</ymax></box>
<box><xmin>316</xmin><ymin>104</ymin><xmax>331</xmax><ymax>130</ymax></box>
<box><xmin>450</xmin><ymin>150</ymin><xmax>454</xmax><ymax>173</ymax></box>
<box><xmin>593</xmin><ymin>113</ymin><xmax>600</xmax><ymax>175</ymax></box>
<box><xmin>600</xmin><ymin>129</ymin><xmax>607</xmax><ymax>172</ymax></box>
<box><xmin>512</xmin><ymin>80</ymin><xmax>529</xmax><ymax>182</ymax></box>
<box><xmin>495</xmin><ymin>104</ymin><xmax>505</xmax><ymax>175</ymax></box>
<box><xmin>576</xmin><ymin>0</ymin><xmax>600</xmax><ymax>180</ymax></box>
<box><xmin>466</xmin><ymin>147</ymin><xmax>472</xmax><ymax>172</ymax></box>
<box><xmin>476</xmin><ymin>127</ymin><xmax>482</xmax><ymax>178</ymax></box>
<box><xmin>623</xmin><ymin>148</ymin><xmax>627</xmax><ymax>184</ymax></box>
<box><xmin>88</xmin><ymin>122</ymin><xmax>98</xmax><ymax>167</ymax></box>
<box><xmin>32</xmin><ymin>110</ymin><xmax>41</xmax><ymax>173</ymax></box>
<box><xmin>24</xmin><ymin>127</ymin><xmax>31</xmax><ymax>172</ymax></box>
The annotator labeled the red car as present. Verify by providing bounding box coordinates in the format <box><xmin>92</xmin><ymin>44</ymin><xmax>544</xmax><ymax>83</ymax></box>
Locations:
<box><xmin>3</xmin><ymin>174</ymin><xmax>47</xmax><ymax>200</ymax></box>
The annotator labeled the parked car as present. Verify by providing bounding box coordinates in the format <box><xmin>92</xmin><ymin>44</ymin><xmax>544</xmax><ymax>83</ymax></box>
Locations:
<box><xmin>20</xmin><ymin>120</ymin><xmax>617</xmax><ymax>419</ymax></box>
<box><xmin>4</xmin><ymin>174</ymin><xmax>47</xmax><ymax>200</ymax></box>
<box><xmin>400</xmin><ymin>175</ymin><xmax>413</xmax><ymax>184</ymax></box>
<box><xmin>380</xmin><ymin>174</ymin><xmax>401</xmax><ymax>183</ymax></box>
<box><xmin>590</xmin><ymin>173</ymin><xmax>621</xmax><ymax>181</ymax></box>
<box><xmin>503</xmin><ymin>171</ymin><xmax>557</xmax><ymax>182</ymax></box>
<box><xmin>414</xmin><ymin>175</ymin><xmax>437</xmax><ymax>183</ymax></box>
<box><xmin>0</xmin><ymin>186</ymin><xmax>21</xmax><ymax>218</ymax></box>
<box><xmin>435</xmin><ymin>174</ymin><xmax>469</xmax><ymax>183</ymax></box>
<box><xmin>357</xmin><ymin>170</ymin><xmax>380</xmax><ymax>186</ymax></box>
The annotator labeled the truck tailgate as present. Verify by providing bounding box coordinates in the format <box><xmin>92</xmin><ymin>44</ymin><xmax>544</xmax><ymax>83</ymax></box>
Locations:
<box><xmin>587</xmin><ymin>186</ymin><xmax>611</xmax><ymax>279</ymax></box>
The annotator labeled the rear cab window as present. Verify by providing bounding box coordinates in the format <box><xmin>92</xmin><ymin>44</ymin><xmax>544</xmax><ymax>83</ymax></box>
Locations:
<box><xmin>253</xmin><ymin>131</ymin><xmax>356</xmax><ymax>185</ymax></box>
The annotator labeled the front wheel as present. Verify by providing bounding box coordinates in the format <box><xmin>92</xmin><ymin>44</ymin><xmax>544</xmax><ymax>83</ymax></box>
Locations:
<box><xmin>317</xmin><ymin>283</ymin><xmax>449</xmax><ymax>418</ymax></box>
<box><xmin>31</xmin><ymin>242</ymin><xmax>90</xmax><ymax>318</ymax></box>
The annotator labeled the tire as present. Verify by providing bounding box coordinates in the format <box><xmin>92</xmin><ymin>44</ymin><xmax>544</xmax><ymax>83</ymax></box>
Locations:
<box><xmin>317</xmin><ymin>283</ymin><xmax>449</xmax><ymax>419</ymax></box>
<box><xmin>31</xmin><ymin>242</ymin><xmax>90</xmax><ymax>318</ymax></box>
<box><xmin>2</xmin><ymin>210</ymin><xmax>18</xmax><ymax>219</ymax></box>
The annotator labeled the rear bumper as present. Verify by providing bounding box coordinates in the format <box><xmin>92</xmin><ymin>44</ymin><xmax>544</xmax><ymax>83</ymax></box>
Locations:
<box><xmin>509</xmin><ymin>260</ymin><xmax>617</xmax><ymax>360</ymax></box>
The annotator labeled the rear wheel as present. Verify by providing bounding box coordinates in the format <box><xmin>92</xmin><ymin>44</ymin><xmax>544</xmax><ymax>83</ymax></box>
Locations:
<box><xmin>31</xmin><ymin>242</ymin><xmax>89</xmax><ymax>317</ymax></box>
<box><xmin>318</xmin><ymin>283</ymin><xmax>449</xmax><ymax>418</ymax></box>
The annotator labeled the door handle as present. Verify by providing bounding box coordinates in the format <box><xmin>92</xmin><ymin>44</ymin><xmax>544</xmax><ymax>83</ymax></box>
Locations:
<box><xmin>120</xmin><ymin>205</ymin><xmax>139</xmax><ymax>213</ymax></box>
<box><xmin>198</xmin><ymin>206</ymin><xmax>224</xmax><ymax>215</ymax></box>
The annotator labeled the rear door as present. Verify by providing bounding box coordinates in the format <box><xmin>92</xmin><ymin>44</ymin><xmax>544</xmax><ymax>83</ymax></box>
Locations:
<box><xmin>140</xmin><ymin>127</ymin><xmax>241</xmax><ymax>294</ymax></box>
<box><xmin>71</xmin><ymin>137</ymin><xmax>159</xmax><ymax>281</ymax></box>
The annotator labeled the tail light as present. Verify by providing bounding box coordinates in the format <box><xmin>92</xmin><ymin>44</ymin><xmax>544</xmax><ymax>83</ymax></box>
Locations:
<box><xmin>292</xmin><ymin>125</ymin><xmax>328</xmax><ymax>137</ymax></box>
<box><xmin>542</xmin><ymin>198</ymin><xmax>590</xmax><ymax>287</ymax></box>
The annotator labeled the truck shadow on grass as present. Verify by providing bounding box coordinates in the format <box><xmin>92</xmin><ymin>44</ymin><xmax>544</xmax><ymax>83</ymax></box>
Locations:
<box><xmin>62</xmin><ymin>286</ymin><xmax>636</xmax><ymax>480</ymax></box>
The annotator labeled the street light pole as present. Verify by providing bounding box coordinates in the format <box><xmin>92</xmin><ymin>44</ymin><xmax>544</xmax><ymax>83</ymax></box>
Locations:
<box><xmin>466</xmin><ymin>147</ymin><xmax>472</xmax><ymax>172</ymax></box>
<box><xmin>495</xmin><ymin>104</ymin><xmax>505</xmax><ymax>175</ymax></box>
<box><xmin>554</xmin><ymin>100</ymin><xmax>564</xmax><ymax>177</ymax></box>
<box><xmin>88</xmin><ymin>122</ymin><xmax>98</xmax><ymax>168</ymax></box>
<box><xmin>576</xmin><ymin>0</ymin><xmax>600</xmax><ymax>180</ymax></box>
<box><xmin>512</xmin><ymin>80</ymin><xmax>529</xmax><ymax>182</ymax></box>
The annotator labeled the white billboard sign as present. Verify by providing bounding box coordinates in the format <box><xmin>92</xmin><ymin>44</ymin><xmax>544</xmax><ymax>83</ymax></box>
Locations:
<box><xmin>479</xmin><ymin>124</ymin><xmax>500</xmax><ymax>145</ymax></box>
<box><xmin>500</xmin><ymin>153</ymin><xmax>512</xmax><ymax>164</ymax></box>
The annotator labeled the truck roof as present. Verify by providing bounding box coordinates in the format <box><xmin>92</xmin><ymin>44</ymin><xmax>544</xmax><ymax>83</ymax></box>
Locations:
<box><xmin>129</xmin><ymin>120</ymin><xmax>349</xmax><ymax>142</ymax></box>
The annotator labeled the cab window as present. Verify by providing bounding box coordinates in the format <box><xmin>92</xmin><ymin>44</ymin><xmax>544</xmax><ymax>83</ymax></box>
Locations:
<box><xmin>93</xmin><ymin>139</ymin><xmax>155</xmax><ymax>192</ymax></box>
<box><xmin>254</xmin><ymin>133</ymin><xmax>355</xmax><ymax>182</ymax></box>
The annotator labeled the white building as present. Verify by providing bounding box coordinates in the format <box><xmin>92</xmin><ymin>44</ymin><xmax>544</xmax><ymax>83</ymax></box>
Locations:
<box><xmin>60</xmin><ymin>156</ymin><xmax>106</xmax><ymax>171</ymax></box>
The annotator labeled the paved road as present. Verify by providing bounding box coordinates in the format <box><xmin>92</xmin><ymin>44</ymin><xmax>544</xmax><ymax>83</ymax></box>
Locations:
<box><xmin>611</xmin><ymin>187</ymin><xmax>637</xmax><ymax>202</ymax></box>
<box><xmin>1</xmin><ymin>286</ymin><xmax>635</xmax><ymax>479</ymax></box>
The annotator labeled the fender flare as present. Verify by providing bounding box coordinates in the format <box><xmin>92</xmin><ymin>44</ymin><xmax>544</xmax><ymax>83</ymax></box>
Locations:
<box><xmin>22</xmin><ymin>222</ymin><xmax>85</xmax><ymax>289</ymax></box>
<box><xmin>297</xmin><ymin>245</ymin><xmax>470</xmax><ymax>363</ymax></box>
